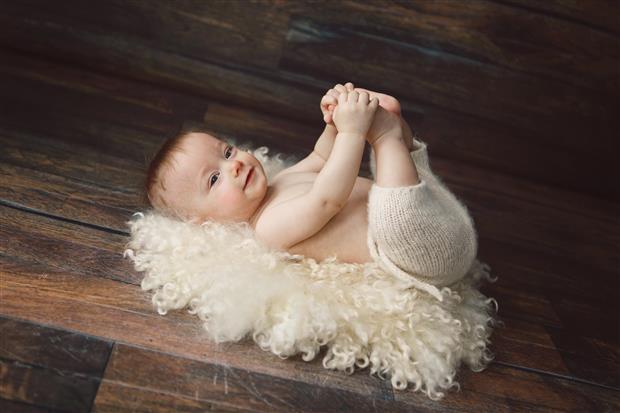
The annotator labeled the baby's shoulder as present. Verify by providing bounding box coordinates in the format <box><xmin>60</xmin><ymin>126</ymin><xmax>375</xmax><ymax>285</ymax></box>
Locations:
<box><xmin>271</xmin><ymin>169</ymin><xmax>317</xmax><ymax>185</ymax></box>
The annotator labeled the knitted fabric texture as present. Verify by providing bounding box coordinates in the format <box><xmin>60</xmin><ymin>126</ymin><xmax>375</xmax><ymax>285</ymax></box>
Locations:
<box><xmin>368</xmin><ymin>139</ymin><xmax>478</xmax><ymax>301</ymax></box>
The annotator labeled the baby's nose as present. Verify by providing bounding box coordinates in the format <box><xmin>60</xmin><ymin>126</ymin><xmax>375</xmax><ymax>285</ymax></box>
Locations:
<box><xmin>231</xmin><ymin>159</ymin><xmax>243</xmax><ymax>176</ymax></box>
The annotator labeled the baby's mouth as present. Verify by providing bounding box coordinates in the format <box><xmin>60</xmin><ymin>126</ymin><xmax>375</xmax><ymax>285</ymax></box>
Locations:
<box><xmin>244</xmin><ymin>167</ymin><xmax>254</xmax><ymax>189</ymax></box>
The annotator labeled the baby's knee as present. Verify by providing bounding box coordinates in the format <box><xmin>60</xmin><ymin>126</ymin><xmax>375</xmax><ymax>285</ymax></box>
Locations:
<box><xmin>368</xmin><ymin>183</ymin><xmax>478</xmax><ymax>285</ymax></box>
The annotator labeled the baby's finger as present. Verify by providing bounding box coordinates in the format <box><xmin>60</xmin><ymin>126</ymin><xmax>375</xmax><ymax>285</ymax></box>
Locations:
<box><xmin>358</xmin><ymin>91</ymin><xmax>369</xmax><ymax>105</ymax></box>
<box><xmin>347</xmin><ymin>90</ymin><xmax>359</xmax><ymax>103</ymax></box>
<box><xmin>334</xmin><ymin>83</ymin><xmax>347</xmax><ymax>94</ymax></box>
<box><xmin>327</xmin><ymin>89</ymin><xmax>340</xmax><ymax>100</ymax></box>
<box><xmin>345</xmin><ymin>82</ymin><xmax>354</xmax><ymax>91</ymax></box>
<box><xmin>337</xmin><ymin>90</ymin><xmax>348</xmax><ymax>105</ymax></box>
<box><xmin>321</xmin><ymin>94</ymin><xmax>337</xmax><ymax>107</ymax></box>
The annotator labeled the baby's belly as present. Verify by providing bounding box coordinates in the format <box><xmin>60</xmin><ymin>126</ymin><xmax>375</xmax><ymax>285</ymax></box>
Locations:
<box><xmin>288</xmin><ymin>177</ymin><xmax>373</xmax><ymax>264</ymax></box>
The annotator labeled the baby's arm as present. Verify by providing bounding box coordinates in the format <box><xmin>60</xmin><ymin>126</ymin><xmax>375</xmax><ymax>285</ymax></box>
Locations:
<box><xmin>314</xmin><ymin>83</ymin><xmax>354</xmax><ymax>163</ymax></box>
<box><xmin>254</xmin><ymin>90</ymin><xmax>377</xmax><ymax>250</ymax></box>
<box><xmin>315</xmin><ymin>89</ymin><xmax>378</xmax><ymax>208</ymax></box>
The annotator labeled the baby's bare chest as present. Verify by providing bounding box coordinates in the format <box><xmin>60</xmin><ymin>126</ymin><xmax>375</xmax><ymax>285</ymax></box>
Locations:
<box><xmin>267</xmin><ymin>172</ymin><xmax>373</xmax><ymax>263</ymax></box>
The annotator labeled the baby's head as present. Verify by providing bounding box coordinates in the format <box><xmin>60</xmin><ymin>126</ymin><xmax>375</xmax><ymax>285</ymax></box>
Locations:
<box><xmin>144</xmin><ymin>130</ymin><xmax>268</xmax><ymax>224</ymax></box>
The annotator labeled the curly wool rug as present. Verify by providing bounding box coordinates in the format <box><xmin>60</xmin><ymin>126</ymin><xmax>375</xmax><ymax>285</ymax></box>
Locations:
<box><xmin>124</xmin><ymin>143</ymin><xmax>499</xmax><ymax>400</ymax></box>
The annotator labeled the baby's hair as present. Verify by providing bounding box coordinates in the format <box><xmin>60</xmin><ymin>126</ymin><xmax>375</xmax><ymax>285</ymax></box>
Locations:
<box><xmin>142</xmin><ymin>136</ymin><xmax>179</xmax><ymax>209</ymax></box>
<box><xmin>141</xmin><ymin>126</ymin><xmax>207</xmax><ymax>212</ymax></box>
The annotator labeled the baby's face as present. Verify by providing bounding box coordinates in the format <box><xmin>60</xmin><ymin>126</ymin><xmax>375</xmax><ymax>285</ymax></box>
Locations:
<box><xmin>159</xmin><ymin>132</ymin><xmax>268</xmax><ymax>223</ymax></box>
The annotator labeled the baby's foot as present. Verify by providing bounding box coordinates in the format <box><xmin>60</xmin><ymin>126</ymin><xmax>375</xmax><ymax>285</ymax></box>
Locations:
<box><xmin>354</xmin><ymin>88</ymin><xmax>414</xmax><ymax>151</ymax></box>
<box><xmin>366</xmin><ymin>105</ymin><xmax>403</xmax><ymax>147</ymax></box>
<box><xmin>353</xmin><ymin>88</ymin><xmax>401</xmax><ymax>117</ymax></box>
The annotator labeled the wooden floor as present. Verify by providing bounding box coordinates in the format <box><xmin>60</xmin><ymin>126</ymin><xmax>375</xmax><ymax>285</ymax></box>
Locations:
<box><xmin>1</xmin><ymin>1</ymin><xmax>619</xmax><ymax>412</ymax></box>
<box><xmin>0</xmin><ymin>48</ymin><xmax>617</xmax><ymax>413</ymax></box>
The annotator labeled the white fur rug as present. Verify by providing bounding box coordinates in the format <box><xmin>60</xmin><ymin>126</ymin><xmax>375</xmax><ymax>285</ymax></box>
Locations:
<box><xmin>124</xmin><ymin>143</ymin><xmax>499</xmax><ymax>400</ymax></box>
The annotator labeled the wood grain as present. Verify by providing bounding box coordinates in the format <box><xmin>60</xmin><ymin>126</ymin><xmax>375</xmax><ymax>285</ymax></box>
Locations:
<box><xmin>0</xmin><ymin>2</ymin><xmax>617</xmax><ymax>200</ymax></box>
<box><xmin>0</xmin><ymin>266</ymin><xmax>391</xmax><ymax>401</ymax></box>
<box><xmin>495</xmin><ymin>0</ymin><xmax>620</xmax><ymax>34</ymax></box>
<box><xmin>0</xmin><ymin>162</ymin><xmax>136</xmax><ymax>232</ymax></box>
<box><xmin>395</xmin><ymin>363</ymin><xmax>620</xmax><ymax>412</ymax></box>
<box><xmin>1</xmin><ymin>204</ymin><xmax>137</xmax><ymax>283</ymax></box>
<box><xmin>281</xmin><ymin>16</ymin><xmax>617</xmax><ymax>151</ymax></box>
<box><xmin>96</xmin><ymin>344</ymin><xmax>414</xmax><ymax>413</ymax></box>
<box><xmin>1</xmin><ymin>61</ymin><xmax>617</xmax><ymax>386</ymax></box>
<box><xmin>0</xmin><ymin>317</ymin><xmax>111</xmax><ymax>413</ymax></box>
<box><xmin>94</xmin><ymin>381</ymin><xmax>256</xmax><ymax>413</ymax></box>
<box><xmin>281</xmin><ymin>0</ymin><xmax>620</xmax><ymax>93</ymax></box>
<box><xmin>0</xmin><ymin>1</ymin><xmax>618</xmax><ymax>409</ymax></box>
<box><xmin>0</xmin><ymin>399</ymin><xmax>54</xmax><ymax>413</ymax></box>
<box><xmin>0</xmin><ymin>208</ymin><xmax>617</xmax><ymax>391</ymax></box>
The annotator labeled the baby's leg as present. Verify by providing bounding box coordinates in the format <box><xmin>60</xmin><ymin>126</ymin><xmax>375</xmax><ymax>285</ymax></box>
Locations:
<box><xmin>367</xmin><ymin>105</ymin><xmax>420</xmax><ymax>188</ymax></box>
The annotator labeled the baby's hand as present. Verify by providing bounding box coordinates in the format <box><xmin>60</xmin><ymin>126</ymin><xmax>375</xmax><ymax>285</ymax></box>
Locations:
<box><xmin>320</xmin><ymin>82</ymin><xmax>354</xmax><ymax>124</ymax></box>
<box><xmin>332</xmin><ymin>90</ymin><xmax>379</xmax><ymax>136</ymax></box>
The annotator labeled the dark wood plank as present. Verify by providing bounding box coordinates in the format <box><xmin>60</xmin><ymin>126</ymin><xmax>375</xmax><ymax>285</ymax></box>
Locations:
<box><xmin>291</xmin><ymin>0</ymin><xmax>620</xmax><ymax>93</ymax></box>
<box><xmin>0</xmin><ymin>356</ymin><xmax>97</xmax><ymax>413</ymax></box>
<box><xmin>0</xmin><ymin>14</ymin><xmax>318</xmax><ymax>124</ymax></box>
<box><xmin>495</xmin><ymin>0</ymin><xmax>620</xmax><ymax>35</ymax></box>
<box><xmin>0</xmin><ymin>49</ymin><xmax>203</xmax><ymax>157</ymax></box>
<box><xmin>546</xmin><ymin>326</ymin><xmax>620</xmax><ymax>389</ymax></box>
<box><xmin>0</xmin><ymin>399</ymin><xmax>56</xmax><ymax>413</ymax></box>
<box><xmin>0</xmin><ymin>317</ymin><xmax>111</xmax><ymax>376</ymax></box>
<box><xmin>281</xmin><ymin>15</ymin><xmax>617</xmax><ymax>148</ymax></box>
<box><xmin>0</xmin><ymin>128</ymin><xmax>147</xmax><ymax>201</ymax></box>
<box><xmin>0</xmin><ymin>249</ymin><xmax>616</xmax><ymax>410</ymax></box>
<box><xmin>1</xmin><ymin>203</ymin><xmax>137</xmax><ymax>283</ymax></box>
<box><xmin>479</xmin><ymin>239</ymin><xmax>619</xmax><ymax>339</ymax></box>
<box><xmin>395</xmin><ymin>363</ymin><xmax>620</xmax><ymax>412</ymax></box>
<box><xmin>0</xmin><ymin>317</ymin><xmax>112</xmax><ymax>413</ymax></box>
<box><xmin>0</xmin><ymin>264</ymin><xmax>391</xmax><ymax>402</ymax></box>
<box><xmin>4</xmin><ymin>0</ymin><xmax>616</xmax><ymax>95</ymax></box>
<box><xmin>0</xmin><ymin>162</ymin><xmax>136</xmax><ymax>232</ymax></box>
<box><xmin>1</xmin><ymin>13</ymin><xmax>618</xmax><ymax>201</ymax></box>
<box><xmin>94</xmin><ymin>382</ymin><xmax>256</xmax><ymax>413</ymax></box>
<box><xmin>0</xmin><ymin>0</ymin><xmax>289</xmax><ymax>71</ymax></box>
<box><xmin>96</xmin><ymin>344</ymin><xmax>416</xmax><ymax>413</ymax></box>
<box><xmin>0</xmin><ymin>217</ymin><xmax>617</xmax><ymax>394</ymax></box>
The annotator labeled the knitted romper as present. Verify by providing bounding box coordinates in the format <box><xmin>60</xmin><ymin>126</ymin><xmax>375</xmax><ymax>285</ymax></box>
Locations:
<box><xmin>367</xmin><ymin>138</ymin><xmax>478</xmax><ymax>301</ymax></box>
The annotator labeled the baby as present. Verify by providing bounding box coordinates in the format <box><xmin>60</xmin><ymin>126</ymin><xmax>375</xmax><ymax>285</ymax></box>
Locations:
<box><xmin>145</xmin><ymin>83</ymin><xmax>478</xmax><ymax>300</ymax></box>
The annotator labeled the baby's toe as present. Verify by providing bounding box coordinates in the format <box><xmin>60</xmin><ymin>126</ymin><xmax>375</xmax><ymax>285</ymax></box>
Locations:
<box><xmin>355</xmin><ymin>88</ymin><xmax>401</xmax><ymax>116</ymax></box>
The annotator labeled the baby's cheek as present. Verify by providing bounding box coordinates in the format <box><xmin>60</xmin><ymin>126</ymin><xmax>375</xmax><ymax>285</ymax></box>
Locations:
<box><xmin>218</xmin><ymin>189</ymin><xmax>245</xmax><ymax>207</ymax></box>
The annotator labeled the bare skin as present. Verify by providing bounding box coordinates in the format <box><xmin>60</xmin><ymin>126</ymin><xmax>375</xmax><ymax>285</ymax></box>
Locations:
<box><xmin>255</xmin><ymin>84</ymin><xmax>420</xmax><ymax>263</ymax></box>
<box><xmin>157</xmin><ymin>83</ymin><xmax>420</xmax><ymax>264</ymax></box>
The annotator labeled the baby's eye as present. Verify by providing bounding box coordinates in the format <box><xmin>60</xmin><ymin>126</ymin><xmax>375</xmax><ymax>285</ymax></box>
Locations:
<box><xmin>209</xmin><ymin>172</ymin><xmax>220</xmax><ymax>187</ymax></box>
<box><xmin>225</xmin><ymin>146</ymin><xmax>233</xmax><ymax>159</ymax></box>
